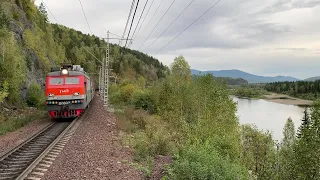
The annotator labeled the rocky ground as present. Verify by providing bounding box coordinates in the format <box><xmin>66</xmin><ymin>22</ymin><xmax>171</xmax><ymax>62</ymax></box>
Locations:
<box><xmin>0</xmin><ymin>117</ymin><xmax>51</xmax><ymax>156</ymax></box>
<box><xmin>43</xmin><ymin>96</ymin><xmax>143</xmax><ymax>180</ymax></box>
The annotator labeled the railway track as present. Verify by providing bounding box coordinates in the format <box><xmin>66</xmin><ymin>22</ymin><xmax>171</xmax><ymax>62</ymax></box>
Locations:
<box><xmin>0</xmin><ymin>120</ymin><xmax>76</xmax><ymax>180</ymax></box>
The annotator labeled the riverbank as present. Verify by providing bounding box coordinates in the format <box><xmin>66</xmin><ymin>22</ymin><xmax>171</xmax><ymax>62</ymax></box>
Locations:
<box><xmin>263</xmin><ymin>93</ymin><xmax>313</xmax><ymax>106</ymax></box>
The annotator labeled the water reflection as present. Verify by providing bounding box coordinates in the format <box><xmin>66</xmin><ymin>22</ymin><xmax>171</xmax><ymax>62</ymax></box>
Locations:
<box><xmin>233</xmin><ymin>97</ymin><xmax>306</xmax><ymax>142</ymax></box>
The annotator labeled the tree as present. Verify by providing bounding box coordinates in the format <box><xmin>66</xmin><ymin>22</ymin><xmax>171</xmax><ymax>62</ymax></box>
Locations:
<box><xmin>241</xmin><ymin>125</ymin><xmax>277</xmax><ymax>179</ymax></box>
<box><xmin>282</xmin><ymin>118</ymin><xmax>296</xmax><ymax>147</ymax></box>
<box><xmin>293</xmin><ymin>102</ymin><xmax>320</xmax><ymax>179</ymax></box>
<box><xmin>170</xmin><ymin>55</ymin><xmax>191</xmax><ymax>82</ymax></box>
<box><xmin>296</xmin><ymin>109</ymin><xmax>311</xmax><ymax>139</ymax></box>
<box><xmin>38</xmin><ymin>2</ymin><xmax>48</xmax><ymax>23</ymax></box>
<box><xmin>279</xmin><ymin>117</ymin><xmax>295</xmax><ymax>179</ymax></box>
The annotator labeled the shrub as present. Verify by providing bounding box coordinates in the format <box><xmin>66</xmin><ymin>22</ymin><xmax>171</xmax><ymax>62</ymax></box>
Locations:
<box><xmin>0</xmin><ymin>81</ymin><xmax>9</xmax><ymax>103</ymax></box>
<box><xmin>26</xmin><ymin>81</ymin><xmax>45</xmax><ymax>108</ymax></box>
<box><xmin>120</xmin><ymin>83</ymin><xmax>137</xmax><ymax>102</ymax></box>
<box><xmin>168</xmin><ymin>142</ymin><xmax>248</xmax><ymax>180</ymax></box>
<box><xmin>131</xmin><ymin>89</ymin><xmax>156</xmax><ymax>114</ymax></box>
<box><xmin>125</xmin><ymin>110</ymin><xmax>175</xmax><ymax>160</ymax></box>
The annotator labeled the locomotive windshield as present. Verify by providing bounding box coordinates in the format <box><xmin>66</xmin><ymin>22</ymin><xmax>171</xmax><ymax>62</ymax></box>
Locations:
<box><xmin>49</xmin><ymin>78</ymin><xmax>64</xmax><ymax>85</ymax></box>
<box><xmin>65</xmin><ymin>77</ymin><xmax>80</xmax><ymax>84</ymax></box>
<box><xmin>48</xmin><ymin>77</ymin><xmax>80</xmax><ymax>85</ymax></box>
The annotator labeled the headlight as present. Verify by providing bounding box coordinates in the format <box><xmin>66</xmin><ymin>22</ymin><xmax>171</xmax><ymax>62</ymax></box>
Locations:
<box><xmin>48</xmin><ymin>93</ymin><xmax>54</xmax><ymax>97</ymax></box>
<box><xmin>74</xmin><ymin>92</ymin><xmax>80</xmax><ymax>96</ymax></box>
<box><xmin>61</xmin><ymin>69</ymin><xmax>68</xmax><ymax>75</ymax></box>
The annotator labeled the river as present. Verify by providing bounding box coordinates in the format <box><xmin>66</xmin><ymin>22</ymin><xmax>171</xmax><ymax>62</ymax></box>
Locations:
<box><xmin>233</xmin><ymin>97</ymin><xmax>306</xmax><ymax>142</ymax></box>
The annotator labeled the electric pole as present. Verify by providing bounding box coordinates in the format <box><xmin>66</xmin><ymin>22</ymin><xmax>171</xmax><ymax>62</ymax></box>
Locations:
<box><xmin>98</xmin><ymin>65</ymin><xmax>102</xmax><ymax>96</ymax></box>
<box><xmin>100</xmin><ymin>31</ymin><xmax>132</xmax><ymax>108</ymax></box>
<box><xmin>103</xmin><ymin>31</ymin><xmax>110</xmax><ymax>106</ymax></box>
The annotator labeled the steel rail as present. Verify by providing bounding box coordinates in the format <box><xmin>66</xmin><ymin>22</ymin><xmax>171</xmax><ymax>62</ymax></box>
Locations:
<box><xmin>0</xmin><ymin>122</ymin><xmax>56</xmax><ymax>162</ymax></box>
<box><xmin>15</xmin><ymin>119</ymin><xmax>78</xmax><ymax>180</ymax></box>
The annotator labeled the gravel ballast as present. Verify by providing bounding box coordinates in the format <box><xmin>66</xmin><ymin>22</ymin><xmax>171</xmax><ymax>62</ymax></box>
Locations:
<box><xmin>0</xmin><ymin>118</ymin><xmax>51</xmax><ymax>156</ymax></box>
<box><xmin>43</xmin><ymin>96</ymin><xmax>143</xmax><ymax>180</ymax></box>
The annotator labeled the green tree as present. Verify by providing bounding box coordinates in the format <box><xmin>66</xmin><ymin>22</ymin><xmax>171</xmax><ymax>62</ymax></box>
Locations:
<box><xmin>38</xmin><ymin>2</ymin><xmax>48</xmax><ymax>23</ymax></box>
<box><xmin>241</xmin><ymin>125</ymin><xmax>277</xmax><ymax>179</ymax></box>
<box><xmin>279</xmin><ymin>117</ymin><xmax>295</xmax><ymax>179</ymax></box>
<box><xmin>293</xmin><ymin>102</ymin><xmax>320</xmax><ymax>179</ymax></box>
<box><xmin>26</xmin><ymin>81</ymin><xmax>45</xmax><ymax>108</ymax></box>
<box><xmin>170</xmin><ymin>55</ymin><xmax>191</xmax><ymax>81</ymax></box>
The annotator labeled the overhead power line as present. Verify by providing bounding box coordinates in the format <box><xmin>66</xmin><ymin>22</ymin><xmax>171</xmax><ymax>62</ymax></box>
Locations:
<box><xmin>119</xmin><ymin>0</ymin><xmax>136</xmax><ymax>46</ymax></box>
<box><xmin>156</xmin><ymin>0</ymin><xmax>222</xmax><ymax>55</ymax></box>
<box><xmin>130</xmin><ymin>0</ymin><xmax>156</xmax><ymax>44</ymax></box>
<box><xmin>109</xmin><ymin>32</ymin><xmax>122</xmax><ymax>38</ymax></box>
<box><xmin>133</xmin><ymin>0</ymin><xmax>164</xmax><ymax>45</ymax></box>
<box><xmin>124</xmin><ymin>0</ymin><xmax>141</xmax><ymax>48</ymax></box>
<box><xmin>78</xmin><ymin>0</ymin><xmax>93</xmax><ymax>34</ymax></box>
<box><xmin>41</xmin><ymin>0</ymin><xmax>58</xmax><ymax>23</ymax></box>
<box><xmin>40</xmin><ymin>1</ymin><xmax>100</xmax><ymax>66</ymax></box>
<box><xmin>146</xmin><ymin>0</ymin><xmax>196</xmax><ymax>49</ymax></box>
<box><xmin>138</xmin><ymin>0</ymin><xmax>176</xmax><ymax>50</ymax></box>
<box><xmin>128</xmin><ymin>0</ymin><xmax>150</xmax><ymax>47</ymax></box>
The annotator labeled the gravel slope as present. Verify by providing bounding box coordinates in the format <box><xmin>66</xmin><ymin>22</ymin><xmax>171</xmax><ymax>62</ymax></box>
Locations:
<box><xmin>43</xmin><ymin>96</ymin><xmax>143</xmax><ymax>180</ymax></box>
<box><xmin>0</xmin><ymin>118</ymin><xmax>51</xmax><ymax>156</ymax></box>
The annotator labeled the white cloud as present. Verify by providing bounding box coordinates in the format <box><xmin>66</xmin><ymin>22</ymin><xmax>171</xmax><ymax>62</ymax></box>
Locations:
<box><xmin>35</xmin><ymin>0</ymin><xmax>320</xmax><ymax>79</ymax></box>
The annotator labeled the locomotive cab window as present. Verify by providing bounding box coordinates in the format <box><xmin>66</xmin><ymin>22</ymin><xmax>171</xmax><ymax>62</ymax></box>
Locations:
<box><xmin>49</xmin><ymin>78</ymin><xmax>64</xmax><ymax>85</ymax></box>
<box><xmin>65</xmin><ymin>77</ymin><xmax>80</xmax><ymax>84</ymax></box>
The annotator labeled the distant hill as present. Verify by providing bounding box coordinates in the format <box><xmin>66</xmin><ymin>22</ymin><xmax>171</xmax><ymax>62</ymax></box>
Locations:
<box><xmin>191</xmin><ymin>69</ymin><xmax>299</xmax><ymax>83</ymax></box>
<box><xmin>304</xmin><ymin>76</ymin><xmax>320</xmax><ymax>81</ymax></box>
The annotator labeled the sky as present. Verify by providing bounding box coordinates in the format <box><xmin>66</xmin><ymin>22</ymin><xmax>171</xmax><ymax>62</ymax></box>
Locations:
<box><xmin>35</xmin><ymin>0</ymin><xmax>320</xmax><ymax>79</ymax></box>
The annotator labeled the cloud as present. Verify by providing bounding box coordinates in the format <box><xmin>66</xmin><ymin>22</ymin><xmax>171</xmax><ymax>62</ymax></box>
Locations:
<box><xmin>35</xmin><ymin>0</ymin><xmax>320</xmax><ymax>79</ymax></box>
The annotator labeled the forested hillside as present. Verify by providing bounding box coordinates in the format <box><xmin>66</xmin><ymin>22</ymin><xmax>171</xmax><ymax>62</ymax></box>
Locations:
<box><xmin>265</xmin><ymin>80</ymin><xmax>320</xmax><ymax>100</ymax></box>
<box><xmin>0</xmin><ymin>0</ymin><xmax>167</xmax><ymax>107</ymax></box>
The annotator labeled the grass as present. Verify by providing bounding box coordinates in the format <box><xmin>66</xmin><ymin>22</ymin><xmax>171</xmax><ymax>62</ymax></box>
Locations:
<box><xmin>0</xmin><ymin>111</ymin><xmax>48</xmax><ymax>136</ymax></box>
<box><xmin>115</xmin><ymin>106</ymin><xmax>176</xmax><ymax>161</ymax></box>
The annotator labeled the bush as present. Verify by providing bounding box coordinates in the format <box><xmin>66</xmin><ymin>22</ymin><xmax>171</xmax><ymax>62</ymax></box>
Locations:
<box><xmin>120</xmin><ymin>83</ymin><xmax>137</xmax><ymax>102</ymax></box>
<box><xmin>122</xmin><ymin>109</ymin><xmax>175</xmax><ymax>160</ymax></box>
<box><xmin>0</xmin><ymin>81</ymin><xmax>9</xmax><ymax>103</ymax></box>
<box><xmin>26</xmin><ymin>81</ymin><xmax>45</xmax><ymax>108</ymax></box>
<box><xmin>168</xmin><ymin>142</ymin><xmax>248</xmax><ymax>180</ymax></box>
<box><xmin>131</xmin><ymin>89</ymin><xmax>156</xmax><ymax>114</ymax></box>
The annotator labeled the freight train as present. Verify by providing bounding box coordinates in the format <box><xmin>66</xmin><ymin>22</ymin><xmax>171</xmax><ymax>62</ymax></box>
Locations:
<box><xmin>45</xmin><ymin>64</ymin><xmax>94</xmax><ymax>119</ymax></box>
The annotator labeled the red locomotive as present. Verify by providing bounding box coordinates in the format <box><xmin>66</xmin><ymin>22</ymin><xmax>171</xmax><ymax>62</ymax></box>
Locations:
<box><xmin>45</xmin><ymin>64</ymin><xmax>94</xmax><ymax>119</ymax></box>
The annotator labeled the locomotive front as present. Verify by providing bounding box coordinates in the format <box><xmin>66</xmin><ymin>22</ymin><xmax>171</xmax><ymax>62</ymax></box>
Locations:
<box><xmin>45</xmin><ymin>64</ymin><xmax>93</xmax><ymax>119</ymax></box>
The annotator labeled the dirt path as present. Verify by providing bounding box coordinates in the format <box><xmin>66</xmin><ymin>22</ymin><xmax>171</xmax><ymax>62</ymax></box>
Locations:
<box><xmin>263</xmin><ymin>93</ymin><xmax>313</xmax><ymax>106</ymax></box>
<box><xmin>43</xmin><ymin>96</ymin><xmax>142</xmax><ymax>180</ymax></box>
<box><xmin>0</xmin><ymin>118</ymin><xmax>51</xmax><ymax>156</ymax></box>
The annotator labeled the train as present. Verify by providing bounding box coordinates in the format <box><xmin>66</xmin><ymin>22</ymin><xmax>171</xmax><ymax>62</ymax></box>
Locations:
<box><xmin>45</xmin><ymin>64</ymin><xmax>94</xmax><ymax>119</ymax></box>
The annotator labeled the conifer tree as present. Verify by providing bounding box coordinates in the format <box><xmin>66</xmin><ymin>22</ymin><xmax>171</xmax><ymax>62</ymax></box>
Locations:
<box><xmin>293</xmin><ymin>102</ymin><xmax>320</xmax><ymax>179</ymax></box>
<box><xmin>296</xmin><ymin>109</ymin><xmax>311</xmax><ymax>139</ymax></box>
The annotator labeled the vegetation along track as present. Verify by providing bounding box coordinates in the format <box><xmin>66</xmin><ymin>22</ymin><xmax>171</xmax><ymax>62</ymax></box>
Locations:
<box><xmin>0</xmin><ymin>119</ymin><xmax>76</xmax><ymax>180</ymax></box>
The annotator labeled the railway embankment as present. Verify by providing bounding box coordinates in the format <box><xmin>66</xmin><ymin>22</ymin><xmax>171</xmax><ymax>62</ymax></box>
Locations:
<box><xmin>43</xmin><ymin>96</ymin><xmax>143</xmax><ymax>180</ymax></box>
<box><xmin>0</xmin><ymin>116</ymin><xmax>51</xmax><ymax>157</ymax></box>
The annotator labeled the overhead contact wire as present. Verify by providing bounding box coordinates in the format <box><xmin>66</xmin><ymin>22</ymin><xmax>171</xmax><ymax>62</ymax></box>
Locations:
<box><xmin>138</xmin><ymin>0</ymin><xmax>176</xmax><ymax>50</ymax></box>
<box><xmin>131</xmin><ymin>0</ymin><xmax>156</xmax><ymax>45</ymax></box>
<box><xmin>78</xmin><ymin>0</ymin><xmax>93</xmax><ymax>34</ymax></box>
<box><xmin>156</xmin><ymin>0</ymin><xmax>222</xmax><ymax>55</ymax></box>
<box><xmin>128</xmin><ymin>0</ymin><xmax>150</xmax><ymax>47</ymax></box>
<box><xmin>134</xmin><ymin>0</ymin><xmax>165</xmax><ymax>43</ymax></box>
<box><xmin>147</xmin><ymin>0</ymin><xmax>196</xmax><ymax>49</ymax></box>
<box><xmin>119</xmin><ymin>0</ymin><xmax>136</xmax><ymax>45</ymax></box>
<box><xmin>125</xmin><ymin>0</ymin><xmax>141</xmax><ymax>47</ymax></box>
